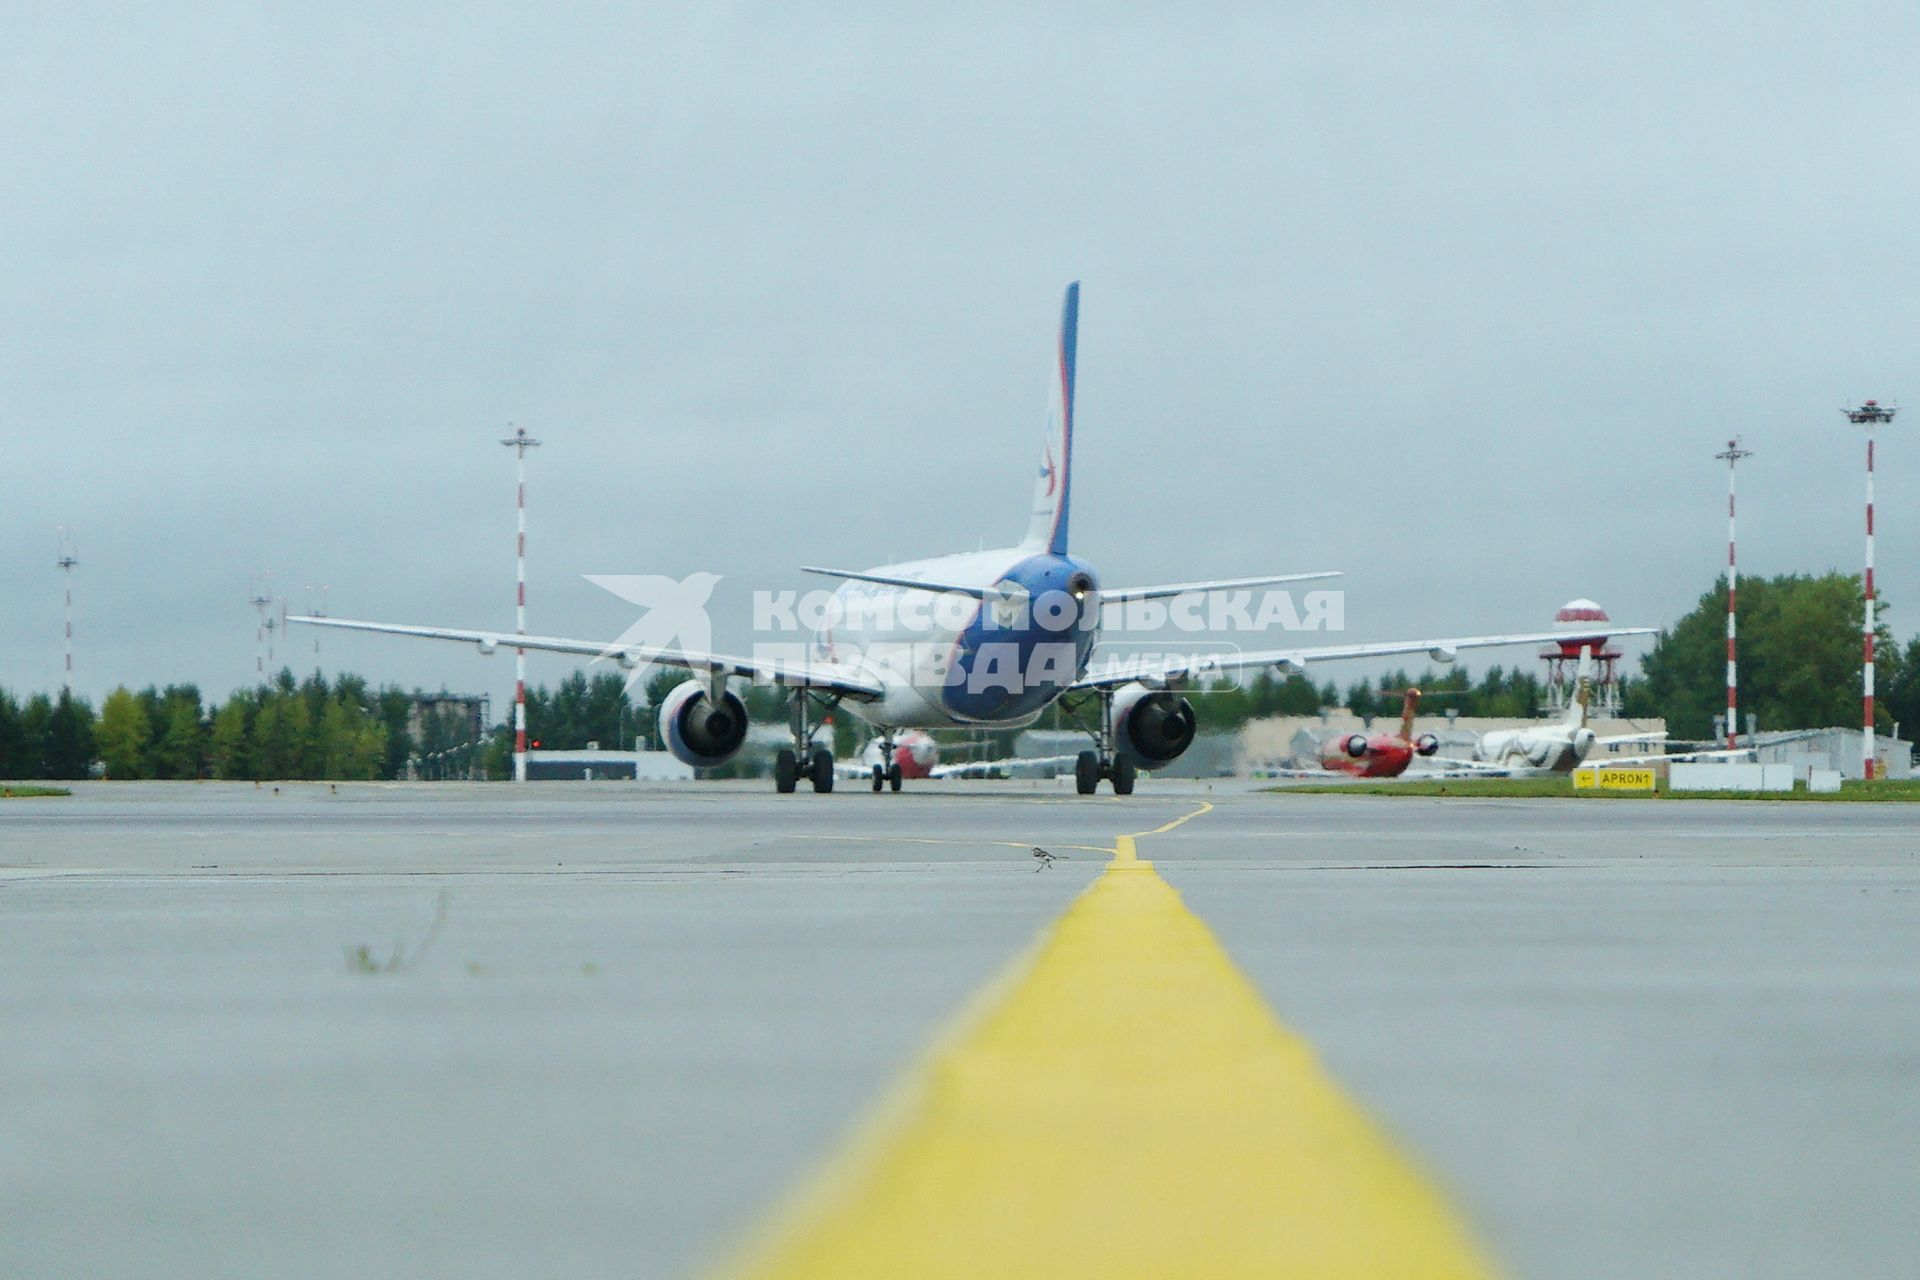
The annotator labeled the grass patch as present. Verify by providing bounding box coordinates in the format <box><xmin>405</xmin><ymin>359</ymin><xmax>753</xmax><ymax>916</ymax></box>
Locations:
<box><xmin>345</xmin><ymin>892</ymin><xmax>450</xmax><ymax>975</ymax></box>
<box><xmin>1</xmin><ymin>785</ymin><xmax>71</xmax><ymax>799</ymax></box>
<box><xmin>1265</xmin><ymin>777</ymin><xmax>1920</xmax><ymax>801</ymax></box>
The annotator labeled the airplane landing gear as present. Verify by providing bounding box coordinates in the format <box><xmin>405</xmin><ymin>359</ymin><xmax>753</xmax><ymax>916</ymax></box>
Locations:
<box><xmin>1068</xmin><ymin>688</ymin><xmax>1140</xmax><ymax>795</ymax></box>
<box><xmin>1073</xmin><ymin>748</ymin><xmax>1136</xmax><ymax>795</ymax></box>
<box><xmin>1075</xmin><ymin>750</ymin><xmax>1100</xmax><ymax>795</ymax></box>
<box><xmin>777</xmin><ymin>690</ymin><xmax>841</xmax><ymax>794</ymax></box>
<box><xmin>869</xmin><ymin>731</ymin><xmax>905</xmax><ymax>793</ymax></box>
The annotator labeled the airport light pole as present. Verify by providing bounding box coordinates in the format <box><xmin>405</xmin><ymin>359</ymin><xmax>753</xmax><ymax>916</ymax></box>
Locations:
<box><xmin>1714</xmin><ymin>440</ymin><xmax>1752</xmax><ymax>750</ymax></box>
<box><xmin>501</xmin><ymin>425</ymin><xmax>542</xmax><ymax>783</ymax></box>
<box><xmin>249</xmin><ymin>574</ymin><xmax>272</xmax><ymax>678</ymax></box>
<box><xmin>56</xmin><ymin>526</ymin><xmax>78</xmax><ymax>694</ymax></box>
<box><xmin>1845</xmin><ymin>400</ymin><xmax>1894</xmax><ymax>779</ymax></box>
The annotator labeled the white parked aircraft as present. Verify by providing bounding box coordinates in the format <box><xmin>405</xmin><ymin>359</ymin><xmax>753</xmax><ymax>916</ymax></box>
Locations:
<box><xmin>293</xmin><ymin>283</ymin><xmax>1654</xmax><ymax>795</ymax></box>
<box><xmin>1434</xmin><ymin>648</ymin><xmax>1750</xmax><ymax>776</ymax></box>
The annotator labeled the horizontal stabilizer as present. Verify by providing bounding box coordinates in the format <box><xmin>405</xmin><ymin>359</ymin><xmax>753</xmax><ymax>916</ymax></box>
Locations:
<box><xmin>799</xmin><ymin>566</ymin><xmax>998</xmax><ymax>600</ymax></box>
<box><xmin>1101</xmin><ymin>571</ymin><xmax>1341</xmax><ymax>604</ymax></box>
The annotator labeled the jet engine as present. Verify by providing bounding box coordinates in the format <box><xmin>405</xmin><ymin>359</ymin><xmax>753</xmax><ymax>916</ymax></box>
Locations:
<box><xmin>1343</xmin><ymin>733</ymin><xmax>1371</xmax><ymax>758</ymax></box>
<box><xmin>1112</xmin><ymin>684</ymin><xmax>1198</xmax><ymax>765</ymax></box>
<box><xmin>1414</xmin><ymin>733</ymin><xmax>1440</xmax><ymax>757</ymax></box>
<box><xmin>658</xmin><ymin>679</ymin><xmax>750</xmax><ymax>768</ymax></box>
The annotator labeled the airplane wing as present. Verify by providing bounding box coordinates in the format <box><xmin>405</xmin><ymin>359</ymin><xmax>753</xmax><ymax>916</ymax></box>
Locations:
<box><xmin>1069</xmin><ymin>627</ymin><xmax>1659</xmax><ymax>691</ymax></box>
<box><xmin>287</xmin><ymin>616</ymin><xmax>885</xmax><ymax>699</ymax></box>
<box><xmin>799</xmin><ymin>567</ymin><xmax>1341</xmax><ymax>604</ymax></box>
<box><xmin>1594</xmin><ymin>730</ymin><xmax>1667</xmax><ymax>746</ymax></box>
<box><xmin>1419</xmin><ymin>756</ymin><xmax>1511</xmax><ymax>776</ymax></box>
<box><xmin>1582</xmin><ymin>747</ymin><xmax>1758</xmax><ymax>768</ymax></box>
<box><xmin>1099</xmin><ymin>572</ymin><xmax>1341</xmax><ymax>603</ymax></box>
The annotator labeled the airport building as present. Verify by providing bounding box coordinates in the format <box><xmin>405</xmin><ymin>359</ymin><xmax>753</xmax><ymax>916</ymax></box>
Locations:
<box><xmin>1751</xmin><ymin>728</ymin><xmax>1913</xmax><ymax>781</ymax></box>
<box><xmin>525</xmin><ymin>748</ymin><xmax>694</xmax><ymax>781</ymax></box>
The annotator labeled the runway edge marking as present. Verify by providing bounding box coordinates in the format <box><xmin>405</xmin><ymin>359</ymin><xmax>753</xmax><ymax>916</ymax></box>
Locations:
<box><xmin>708</xmin><ymin>800</ymin><xmax>1499</xmax><ymax>1280</ymax></box>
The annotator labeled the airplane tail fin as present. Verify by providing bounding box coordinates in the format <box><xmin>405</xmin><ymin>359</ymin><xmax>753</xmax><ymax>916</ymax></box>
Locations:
<box><xmin>1398</xmin><ymin>687</ymin><xmax>1422</xmax><ymax>740</ymax></box>
<box><xmin>1565</xmin><ymin>646</ymin><xmax>1594</xmax><ymax>729</ymax></box>
<box><xmin>1023</xmin><ymin>281</ymin><xmax>1077</xmax><ymax>556</ymax></box>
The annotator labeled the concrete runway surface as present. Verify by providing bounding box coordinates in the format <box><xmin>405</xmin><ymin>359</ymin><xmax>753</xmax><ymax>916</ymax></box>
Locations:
<box><xmin>2</xmin><ymin>780</ymin><xmax>1916</xmax><ymax>1278</ymax></box>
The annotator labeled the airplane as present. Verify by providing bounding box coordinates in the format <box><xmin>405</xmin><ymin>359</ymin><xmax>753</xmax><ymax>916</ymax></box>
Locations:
<box><xmin>843</xmin><ymin>729</ymin><xmax>936</xmax><ymax>789</ymax></box>
<box><xmin>292</xmin><ymin>282</ymin><xmax>1656</xmax><ymax>796</ymax></box>
<box><xmin>839</xmin><ymin>730</ymin><xmax>1082</xmax><ymax>789</ymax></box>
<box><xmin>1309</xmin><ymin>688</ymin><xmax>1439</xmax><ymax>779</ymax></box>
<box><xmin>1433</xmin><ymin>647</ymin><xmax>1751</xmax><ymax>777</ymax></box>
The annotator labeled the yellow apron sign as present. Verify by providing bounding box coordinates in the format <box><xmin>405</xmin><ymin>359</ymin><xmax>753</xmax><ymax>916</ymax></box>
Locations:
<box><xmin>1573</xmin><ymin>767</ymin><xmax>1656</xmax><ymax>791</ymax></box>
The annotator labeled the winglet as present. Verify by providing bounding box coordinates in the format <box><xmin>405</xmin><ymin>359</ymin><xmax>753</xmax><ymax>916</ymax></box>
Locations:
<box><xmin>1024</xmin><ymin>281</ymin><xmax>1077</xmax><ymax>555</ymax></box>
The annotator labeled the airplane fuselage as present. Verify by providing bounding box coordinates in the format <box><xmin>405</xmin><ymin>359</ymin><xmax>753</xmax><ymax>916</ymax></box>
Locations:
<box><xmin>1474</xmin><ymin>725</ymin><xmax>1598</xmax><ymax>774</ymax></box>
<box><xmin>811</xmin><ymin>546</ymin><xmax>1102</xmax><ymax>731</ymax></box>
<box><xmin>1318</xmin><ymin>731</ymin><xmax>1416</xmax><ymax>779</ymax></box>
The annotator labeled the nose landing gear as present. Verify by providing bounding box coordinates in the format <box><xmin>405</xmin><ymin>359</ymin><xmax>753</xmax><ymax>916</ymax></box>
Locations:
<box><xmin>870</xmin><ymin>732</ymin><xmax>905</xmax><ymax>792</ymax></box>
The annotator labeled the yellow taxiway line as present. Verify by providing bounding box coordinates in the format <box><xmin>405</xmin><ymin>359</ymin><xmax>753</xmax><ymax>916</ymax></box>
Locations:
<box><xmin>713</xmin><ymin>800</ymin><xmax>1498</xmax><ymax>1279</ymax></box>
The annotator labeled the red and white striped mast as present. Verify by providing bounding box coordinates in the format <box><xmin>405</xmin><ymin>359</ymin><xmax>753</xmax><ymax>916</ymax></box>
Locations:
<box><xmin>56</xmin><ymin>526</ymin><xmax>78</xmax><ymax>694</ymax></box>
<box><xmin>248</xmin><ymin>576</ymin><xmax>272</xmax><ymax>677</ymax></box>
<box><xmin>1714</xmin><ymin>440</ymin><xmax>1752</xmax><ymax>748</ymax></box>
<box><xmin>501</xmin><ymin>424</ymin><xmax>542</xmax><ymax>782</ymax></box>
<box><xmin>1845</xmin><ymin>400</ymin><xmax>1894</xmax><ymax>779</ymax></box>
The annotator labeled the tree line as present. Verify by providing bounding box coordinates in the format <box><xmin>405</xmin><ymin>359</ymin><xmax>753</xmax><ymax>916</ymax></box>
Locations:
<box><xmin>0</xmin><ymin>671</ymin><xmax>470</xmax><ymax>782</ymax></box>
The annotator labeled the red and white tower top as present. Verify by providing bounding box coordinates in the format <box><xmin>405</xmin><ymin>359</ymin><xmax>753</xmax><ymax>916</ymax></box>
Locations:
<box><xmin>1543</xmin><ymin>598</ymin><xmax>1623</xmax><ymax>716</ymax></box>
<box><xmin>1552</xmin><ymin>598</ymin><xmax>1611</xmax><ymax>655</ymax></box>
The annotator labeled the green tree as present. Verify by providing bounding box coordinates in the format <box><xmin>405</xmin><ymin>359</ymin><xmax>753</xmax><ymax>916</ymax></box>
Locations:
<box><xmin>153</xmin><ymin>689</ymin><xmax>207</xmax><ymax>779</ymax></box>
<box><xmin>209</xmin><ymin>696</ymin><xmax>254</xmax><ymax>779</ymax></box>
<box><xmin>1639</xmin><ymin>572</ymin><xmax>1896</xmax><ymax>740</ymax></box>
<box><xmin>44</xmin><ymin>690</ymin><xmax>96</xmax><ymax>779</ymax></box>
<box><xmin>0</xmin><ymin>690</ymin><xmax>25</xmax><ymax>779</ymax></box>
<box><xmin>1883</xmin><ymin>636</ymin><xmax>1920</xmax><ymax>741</ymax></box>
<box><xmin>16</xmin><ymin>694</ymin><xmax>54</xmax><ymax>778</ymax></box>
<box><xmin>97</xmin><ymin>687</ymin><xmax>154</xmax><ymax>779</ymax></box>
<box><xmin>253</xmin><ymin>692</ymin><xmax>311</xmax><ymax>779</ymax></box>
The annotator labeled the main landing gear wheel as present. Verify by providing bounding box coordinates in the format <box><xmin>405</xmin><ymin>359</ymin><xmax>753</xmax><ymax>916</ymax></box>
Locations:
<box><xmin>777</xmin><ymin>689</ymin><xmax>844</xmax><ymax>794</ymax></box>
<box><xmin>1111</xmin><ymin>754</ymin><xmax>1138</xmax><ymax>795</ymax></box>
<box><xmin>871</xmin><ymin>764</ymin><xmax>885</xmax><ymax>792</ymax></box>
<box><xmin>1075</xmin><ymin>750</ymin><xmax>1101</xmax><ymax>796</ymax></box>
<box><xmin>887</xmin><ymin>762</ymin><xmax>903</xmax><ymax>792</ymax></box>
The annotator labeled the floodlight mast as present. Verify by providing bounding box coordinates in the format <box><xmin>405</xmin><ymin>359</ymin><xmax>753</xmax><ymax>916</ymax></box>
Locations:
<box><xmin>1714</xmin><ymin>440</ymin><xmax>1752</xmax><ymax>750</ymax></box>
<box><xmin>500</xmin><ymin>425</ymin><xmax>543</xmax><ymax>783</ymax></box>
<box><xmin>56</xmin><ymin>526</ymin><xmax>79</xmax><ymax>693</ymax></box>
<box><xmin>1844</xmin><ymin>400</ymin><xmax>1895</xmax><ymax>779</ymax></box>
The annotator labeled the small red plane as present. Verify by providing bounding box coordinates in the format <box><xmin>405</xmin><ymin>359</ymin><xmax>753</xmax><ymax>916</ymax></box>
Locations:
<box><xmin>1316</xmin><ymin>688</ymin><xmax>1440</xmax><ymax>778</ymax></box>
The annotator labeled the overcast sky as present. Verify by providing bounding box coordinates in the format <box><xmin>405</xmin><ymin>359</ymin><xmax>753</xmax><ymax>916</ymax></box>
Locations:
<box><xmin>5</xmin><ymin>3</ymin><xmax>1919</xmax><ymax>709</ymax></box>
